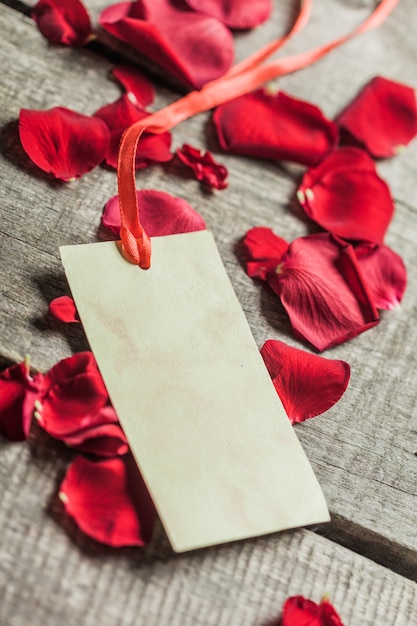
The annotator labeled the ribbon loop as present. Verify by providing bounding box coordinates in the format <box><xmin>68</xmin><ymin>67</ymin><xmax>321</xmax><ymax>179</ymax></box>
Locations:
<box><xmin>117</xmin><ymin>0</ymin><xmax>399</xmax><ymax>269</ymax></box>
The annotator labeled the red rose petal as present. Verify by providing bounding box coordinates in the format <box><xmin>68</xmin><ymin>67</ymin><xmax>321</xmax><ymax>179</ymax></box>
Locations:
<box><xmin>49</xmin><ymin>296</ymin><xmax>79</xmax><ymax>323</ymax></box>
<box><xmin>102</xmin><ymin>189</ymin><xmax>206</xmax><ymax>237</ymax></box>
<box><xmin>282</xmin><ymin>595</ymin><xmax>345</xmax><ymax>626</ymax></box>
<box><xmin>59</xmin><ymin>455</ymin><xmax>156</xmax><ymax>546</ymax></box>
<box><xmin>261</xmin><ymin>340</ymin><xmax>350</xmax><ymax>423</ymax></box>
<box><xmin>19</xmin><ymin>107</ymin><xmax>110</xmax><ymax>181</ymax></box>
<box><xmin>336</xmin><ymin>76</ymin><xmax>417</xmax><ymax>158</ymax></box>
<box><xmin>176</xmin><ymin>144</ymin><xmax>228</xmax><ymax>190</ymax></box>
<box><xmin>242</xmin><ymin>226</ymin><xmax>289</xmax><ymax>279</ymax></box>
<box><xmin>32</xmin><ymin>0</ymin><xmax>94</xmax><ymax>47</ymax></box>
<box><xmin>183</xmin><ymin>0</ymin><xmax>271</xmax><ymax>29</ymax></box>
<box><xmin>213</xmin><ymin>89</ymin><xmax>338</xmax><ymax>167</ymax></box>
<box><xmin>99</xmin><ymin>0</ymin><xmax>234</xmax><ymax>89</ymax></box>
<box><xmin>93</xmin><ymin>95</ymin><xmax>172</xmax><ymax>170</ymax></box>
<box><xmin>37</xmin><ymin>352</ymin><xmax>109</xmax><ymax>439</ymax></box>
<box><xmin>111</xmin><ymin>64</ymin><xmax>154</xmax><ymax>107</ymax></box>
<box><xmin>355</xmin><ymin>242</ymin><xmax>407</xmax><ymax>310</ymax></box>
<box><xmin>297</xmin><ymin>147</ymin><xmax>395</xmax><ymax>243</ymax></box>
<box><xmin>264</xmin><ymin>232</ymin><xmax>379</xmax><ymax>351</ymax></box>
<box><xmin>0</xmin><ymin>360</ymin><xmax>43</xmax><ymax>441</ymax></box>
<box><xmin>63</xmin><ymin>408</ymin><xmax>129</xmax><ymax>457</ymax></box>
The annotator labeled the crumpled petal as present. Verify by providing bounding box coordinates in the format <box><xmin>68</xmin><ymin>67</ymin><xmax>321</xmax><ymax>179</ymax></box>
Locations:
<box><xmin>62</xmin><ymin>407</ymin><xmax>129</xmax><ymax>457</ymax></box>
<box><xmin>49</xmin><ymin>296</ymin><xmax>79</xmax><ymax>323</ymax></box>
<box><xmin>93</xmin><ymin>95</ymin><xmax>172</xmax><ymax>170</ymax></box>
<box><xmin>36</xmin><ymin>352</ymin><xmax>109</xmax><ymax>439</ymax></box>
<box><xmin>354</xmin><ymin>242</ymin><xmax>407</xmax><ymax>310</ymax></box>
<box><xmin>0</xmin><ymin>359</ymin><xmax>44</xmax><ymax>441</ymax></box>
<box><xmin>102</xmin><ymin>189</ymin><xmax>206</xmax><ymax>237</ymax></box>
<box><xmin>176</xmin><ymin>144</ymin><xmax>228</xmax><ymax>190</ymax></box>
<box><xmin>59</xmin><ymin>455</ymin><xmax>156</xmax><ymax>546</ymax></box>
<box><xmin>213</xmin><ymin>89</ymin><xmax>338</xmax><ymax>167</ymax></box>
<box><xmin>32</xmin><ymin>0</ymin><xmax>94</xmax><ymax>47</ymax></box>
<box><xmin>111</xmin><ymin>64</ymin><xmax>154</xmax><ymax>107</ymax></box>
<box><xmin>297</xmin><ymin>147</ymin><xmax>394</xmax><ymax>243</ymax></box>
<box><xmin>261</xmin><ymin>340</ymin><xmax>350</xmax><ymax>423</ymax></box>
<box><xmin>19</xmin><ymin>107</ymin><xmax>110</xmax><ymax>181</ymax></box>
<box><xmin>242</xmin><ymin>226</ymin><xmax>289</xmax><ymax>279</ymax></box>
<box><xmin>183</xmin><ymin>0</ymin><xmax>271</xmax><ymax>29</ymax></box>
<box><xmin>336</xmin><ymin>76</ymin><xmax>417</xmax><ymax>158</ymax></box>
<box><xmin>245</xmin><ymin>230</ymin><xmax>379</xmax><ymax>351</ymax></box>
<box><xmin>282</xmin><ymin>595</ymin><xmax>345</xmax><ymax>626</ymax></box>
<box><xmin>99</xmin><ymin>0</ymin><xmax>234</xmax><ymax>89</ymax></box>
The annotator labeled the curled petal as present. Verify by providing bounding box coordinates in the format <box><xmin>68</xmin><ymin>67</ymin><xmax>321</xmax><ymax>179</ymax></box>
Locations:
<box><xmin>0</xmin><ymin>360</ymin><xmax>43</xmax><ymax>441</ymax></box>
<box><xmin>176</xmin><ymin>144</ymin><xmax>228</xmax><ymax>190</ymax></box>
<box><xmin>37</xmin><ymin>352</ymin><xmax>109</xmax><ymax>439</ymax></box>
<box><xmin>354</xmin><ymin>243</ymin><xmax>407</xmax><ymax>310</ymax></box>
<box><xmin>102</xmin><ymin>189</ymin><xmax>206</xmax><ymax>237</ymax></box>
<box><xmin>282</xmin><ymin>595</ymin><xmax>345</xmax><ymax>626</ymax></box>
<box><xmin>49</xmin><ymin>296</ymin><xmax>79</xmax><ymax>323</ymax></box>
<box><xmin>111</xmin><ymin>64</ymin><xmax>154</xmax><ymax>107</ymax></box>
<box><xmin>297</xmin><ymin>147</ymin><xmax>394</xmax><ymax>243</ymax></box>
<box><xmin>99</xmin><ymin>0</ymin><xmax>234</xmax><ymax>89</ymax></box>
<box><xmin>183</xmin><ymin>0</ymin><xmax>271</xmax><ymax>29</ymax></box>
<box><xmin>63</xmin><ymin>408</ymin><xmax>129</xmax><ymax>457</ymax></box>
<box><xmin>242</xmin><ymin>226</ymin><xmax>289</xmax><ymax>279</ymax></box>
<box><xmin>261</xmin><ymin>340</ymin><xmax>350</xmax><ymax>423</ymax></box>
<box><xmin>59</xmin><ymin>455</ymin><xmax>156</xmax><ymax>546</ymax></box>
<box><xmin>93</xmin><ymin>95</ymin><xmax>171</xmax><ymax>170</ymax></box>
<box><xmin>32</xmin><ymin>0</ymin><xmax>94</xmax><ymax>47</ymax></box>
<box><xmin>336</xmin><ymin>76</ymin><xmax>417</xmax><ymax>158</ymax></box>
<box><xmin>213</xmin><ymin>89</ymin><xmax>338</xmax><ymax>167</ymax></box>
<box><xmin>19</xmin><ymin>107</ymin><xmax>110</xmax><ymax>181</ymax></box>
<box><xmin>265</xmin><ymin>232</ymin><xmax>379</xmax><ymax>351</ymax></box>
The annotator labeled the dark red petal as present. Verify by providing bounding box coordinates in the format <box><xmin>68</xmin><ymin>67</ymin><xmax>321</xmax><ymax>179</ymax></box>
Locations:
<box><xmin>336</xmin><ymin>76</ymin><xmax>417</xmax><ymax>158</ymax></box>
<box><xmin>32</xmin><ymin>0</ymin><xmax>94</xmax><ymax>47</ymax></box>
<box><xmin>99</xmin><ymin>1</ymin><xmax>234</xmax><ymax>89</ymax></box>
<box><xmin>19</xmin><ymin>107</ymin><xmax>110</xmax><ymax>181</ymax></box>
<box><xmin>213</xmin><ymin>89</ymin><xmax>338</xmax><ymax>167</ymax></box>
<box><xmin>93</xmin><ymin>95</ymin><xmax>172</xmax><ymax>170</ymax></box>
<box><xmin>282</xmin><ymin>595</ymin><xmax>345</xmax><ymax>626</ymax></box>
<box><xmin>176</xmin><ymin>144</ymin><xmax>228</xmax><ymax>190</ymax></box>
<box><xmin>242</xmin><ymin>227</ymin><xmax>289</xmax><ymax>280</ymax></box>
<box><xmin>111</xmin><ymin>64</ymin><xmax>154</xmax><ymax>107</ymax></box>
<box><xmin>183</xmin><ymin>0</ymin><xmax>271</xmax><ymax>29</ymax></box>
<box><xmin>267</xmin><ymin>233</ymin><xmax>379</xmax><ymax>351</ymax></box>
<box><xmin>297</xmin><ymin>147</ymin><xmax>394</xmax><ymax>243</ymax></box>
<box><xmin>261</xmin><ymin>340</ymin><xmax>350</xmax><ymax>424</ymax></box>
<box><xmin>38</xmin><ymin>352</ymin><xmax>109</xmax><ymax>438</ymax></box>
<box><xmin>354</xmin><ymin>242</ymin><xmax>407</xmax><ymax>310</ymax></box>
<box><xmin>102</xmin><ymin>189</ymin><xmax>206</xmax><ymax>237</ymax></box>
<box><xmin>0</xmin><ymin>361</ymin><xmax>43</xmax><ymax>441</ymax></box>
<box><xmin>49</xmin><ymin>296</ymin><xmax>79</xmax><ymax>323</ymax></box>
<box><xmin>59</xmin><ymin>455</ymin><xmax>156</xmax><ymax>546</ymax></box>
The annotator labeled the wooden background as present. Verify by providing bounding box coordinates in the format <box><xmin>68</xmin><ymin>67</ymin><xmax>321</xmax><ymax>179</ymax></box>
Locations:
<box><xmin>1</xmin><ymin>0</ymin><xmax>416</xmax><ymax>624</ymax></box>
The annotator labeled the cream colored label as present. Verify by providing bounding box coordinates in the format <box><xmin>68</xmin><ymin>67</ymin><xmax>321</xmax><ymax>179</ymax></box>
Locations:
<box><xmin>60</xmin><ymin>231</ymin><xmax>329</xmax><ymax>552</ymax></box>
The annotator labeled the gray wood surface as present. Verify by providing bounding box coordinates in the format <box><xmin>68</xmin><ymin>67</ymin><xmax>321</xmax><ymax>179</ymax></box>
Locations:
<box><xmin>1</xmin><ymin>1</ymin><xmax>417</xmax><ymax>623</ymax></box>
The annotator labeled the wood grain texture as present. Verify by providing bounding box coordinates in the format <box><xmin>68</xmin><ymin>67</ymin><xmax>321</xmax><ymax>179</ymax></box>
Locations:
<box><xmin>1</xmin><ymin>1</ymin><xmax>417</xmax><ymax>621</ymax></box>
<box><xmin>0</xmin><ymin>440</ymin><xmax>416</xmax><ymax>626</ymax></box>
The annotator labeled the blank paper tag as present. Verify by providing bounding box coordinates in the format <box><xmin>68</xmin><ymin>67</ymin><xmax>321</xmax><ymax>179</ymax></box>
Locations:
<box><xmin>60</xmin><ymin>231</ymin><xmax>329</xmax><ymax>552</ymax></box>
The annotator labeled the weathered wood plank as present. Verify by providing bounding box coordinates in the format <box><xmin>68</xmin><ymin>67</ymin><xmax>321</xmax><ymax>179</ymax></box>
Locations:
<box><xmin>0</xmin><ymin>440</ymin><xmax>416</xmax><ymax>626</ymax></box>
<box><xmin>0</xmin><ymin>0</ymin><xmax>417</xmax><ymax>612</ymax></box>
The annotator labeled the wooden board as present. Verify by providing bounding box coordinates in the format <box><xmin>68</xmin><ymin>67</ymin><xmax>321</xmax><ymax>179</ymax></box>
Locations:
<box><xmin>1</xmin><ymin>1</ymin><xmax>417</xmax><ymax>622</ymax></box>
